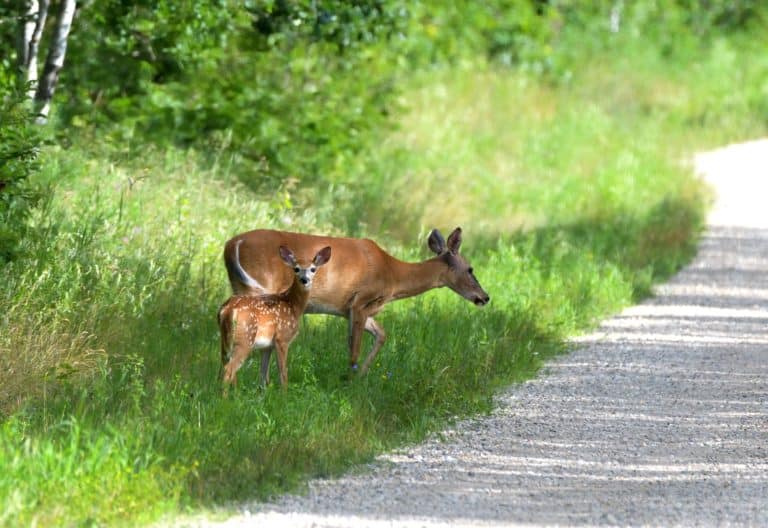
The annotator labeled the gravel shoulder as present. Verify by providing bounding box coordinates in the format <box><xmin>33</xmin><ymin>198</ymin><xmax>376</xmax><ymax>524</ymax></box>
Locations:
<box><xmin>184</xmin><ymin>140</ymin><xmax>768</xmax><ymax>527</ymax></box>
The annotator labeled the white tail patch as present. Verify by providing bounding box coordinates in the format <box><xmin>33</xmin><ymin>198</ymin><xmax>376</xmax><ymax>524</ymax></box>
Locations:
<box><xmin>253</xmin><ymin>336</ymin><xmax>272</xmax><ymax>349</ymax></box>
<box><xmin>232</xmin><ymin>239</ymin><xmax>268</xmax><ymax>292</ymax></box>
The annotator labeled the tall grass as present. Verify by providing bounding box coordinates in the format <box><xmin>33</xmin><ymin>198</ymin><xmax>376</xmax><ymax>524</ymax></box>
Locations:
<box><xmin>1</xmin><ymin>34</ymin><xmax>766</xmax><ymax>525</ymax></box>
<box><xmin>339</xmin><ymin>34</ymin><xmax>768</xmax><ymax>238</ymax></box>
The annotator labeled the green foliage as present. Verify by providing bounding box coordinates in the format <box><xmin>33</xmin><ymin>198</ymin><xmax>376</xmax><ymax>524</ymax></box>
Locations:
<box><xmin>6</xmin><ymin>0</ymin><xmax>761</xmax><ymax>194</ymax></box>
<box><xmin>0</xmin><ymin>84</ymin><xmax>43</xmax><ymax>262</ymax></box>
<box><xmin>632</xmin><ymin>0</ymin><xmax>766</xmax><ymax>36</ymax></box>
<box><xmin>397</xmin><ymin>0</ymin><xmax>558</xmax><ymax>71</ymax></box>
<box><xmin>247</xmin><ymin>0</ymin><xmax>409</xmax><ymax>49</ymax></box>
<box><xmin>0</xmin><ymin>7</ymin><xmax>18</xmax><ymax>80</ymax></box>
<box><xmin>59</xmin><ymin>1</ymin><xmax>409</xmax><ymax>190</ymax></box>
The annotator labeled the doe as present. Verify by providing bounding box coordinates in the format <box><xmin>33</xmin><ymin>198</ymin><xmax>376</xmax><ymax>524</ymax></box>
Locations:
<box><xmin>218</xmin><ymin>244</ymin><xmax>331</xmax><ymax>388</ymax></box>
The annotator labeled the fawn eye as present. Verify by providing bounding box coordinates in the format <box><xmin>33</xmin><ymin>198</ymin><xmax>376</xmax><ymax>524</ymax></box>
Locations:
<box><xmin>310</xmin><ymin>267</ymin><xmax>316</xmax><ymax>273</ymax></box>
<box><xmin>294</xmin><ymin>266</ymin><xmax>300</xmax><ymax>273</ymax></box>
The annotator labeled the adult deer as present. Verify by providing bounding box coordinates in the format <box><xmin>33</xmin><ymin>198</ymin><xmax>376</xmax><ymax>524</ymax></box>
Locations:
<box><xmin>218</xmin><ymin>245</ymin><xmax>332</xmax><ymax>388</ymax></box>
<box><xmin>223</xmin><ymin>227</ymin><xmax>489</xmax><ymax>375</ymax></box>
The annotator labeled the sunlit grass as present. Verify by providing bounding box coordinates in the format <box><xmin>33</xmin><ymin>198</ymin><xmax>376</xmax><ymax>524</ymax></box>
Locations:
<box><xmin>342</xmin><ymin>33</ymin><xmax>767</xmax><ymax>240</ymax></box>
<box><xmin>0</xmin><ymin>416</ymin><xmax>185</xmax><ymax>527</ymax></box>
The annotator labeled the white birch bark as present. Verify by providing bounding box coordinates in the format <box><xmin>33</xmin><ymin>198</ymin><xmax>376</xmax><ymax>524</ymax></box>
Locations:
<box><xmin>34</xmin><ymin>0</ymin><xmax>76</xmax><ymax>123</ymax></box>
<box><xmin>17</xmin><ymin>0</ymin><xmax>48</xmax><ymax>101</ymax></box>
<box><xmin>610</xmin><ymin>0</ymin><xmax>624</xmax><ymax>33</ymax></box>
<box><xmin>17</xmin><ymin>1</ymin><xmax>38</xmax><ymax>72</ymax></box>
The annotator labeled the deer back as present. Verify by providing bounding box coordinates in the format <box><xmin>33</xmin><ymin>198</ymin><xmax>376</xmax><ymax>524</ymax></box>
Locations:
<box><xmin>224</xmin><ymin>230</ymin><xmax>389</xmax><ymax>314</ymax></box>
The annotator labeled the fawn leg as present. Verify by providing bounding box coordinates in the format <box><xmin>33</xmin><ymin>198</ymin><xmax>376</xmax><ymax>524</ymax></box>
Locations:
<box><xmin>223</xmin><ymin>341</ymin><xmax>251</xmax><ymax>387</ymax></box>
<box><xmin>219</xmin><ymin>311</ymin><xmax>233</xmax><ymax>383</ymax></box>
<box><xmin>274</xmin><ymin>339</ymin><xmax>289</xmax><ymax>388</ymax></box>
<box><xmin>259</xmin><ymin>348</ymin><xmax>271</xmax><ymax>386</ymax></box>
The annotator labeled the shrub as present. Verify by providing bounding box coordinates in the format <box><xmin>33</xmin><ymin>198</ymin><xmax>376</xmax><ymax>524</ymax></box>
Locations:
<box><xmin>0</xmin><ymin>83</ymin><xmax>43</xmax><ymax>262</ymax></box>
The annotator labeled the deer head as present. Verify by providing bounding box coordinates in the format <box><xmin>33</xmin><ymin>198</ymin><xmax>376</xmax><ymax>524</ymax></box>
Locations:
<box><xmin>279</xmin><ymin>245</ymin><xmax>332</xmax><ymax>290</ymax></box>
<box><xmin>428</xmin><ymin>227</ymin><xmax>490</xmax><ymax>307</ymax></box>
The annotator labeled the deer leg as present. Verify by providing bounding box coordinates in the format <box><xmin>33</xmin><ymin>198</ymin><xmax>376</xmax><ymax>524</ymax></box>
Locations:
<box><xmin>220</xmin><ymin>335</ymin><xmax>230</xmax><ymax>370</ymax></box>
<box><xmin>252</xmin><ymin>323</ymin><xmax>276</xmax><ymax>386</ymax></box>
<box><xmin>219</xmin><ymin>313</ymin><xmax>233</xmax><ymax>383</ymax></box>
<box><xmin>222</xmin><ymin>341</ymin><xmax>251</xmax><ymax>387</ymax></box>
<box><xmin>359</xmin><ymin>317</ymin><xmax>387</xmax><ymax>375</ymax></box>
<box><xmin>259</xmin><ymin>348</ymin><xmax>271</xmax><ymax>386</ymax></box>
<box><xmin>348</xmin><ymin>308</ymin><xmax>367</xmax><ymax>372</ymax></box>
<box><xmin>219</xmin><ymin>339</ymin><xmax>229</xmax><ymax>385</ymax></box>
<box><xmin>274</xmin><ymin>339</ymin><xmax>289</xmax><ymax>389</ymax></box>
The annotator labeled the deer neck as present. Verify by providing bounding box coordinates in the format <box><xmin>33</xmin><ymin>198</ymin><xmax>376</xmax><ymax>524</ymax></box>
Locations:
<box><xmin>282</xmin><ymin>280</ymin><xmax>311</xmax><ymax>317</ymax></box>
<box><xmin>389</xmin><ymin>256</ymin><xmax>447</xmax><ymax>301</ymax></box>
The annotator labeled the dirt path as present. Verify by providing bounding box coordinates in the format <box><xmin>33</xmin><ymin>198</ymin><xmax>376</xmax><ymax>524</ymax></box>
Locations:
<box><xmin>191</xmin><ymin>140</ymin><xmax>768</xmax><ymax>527</ymax></box>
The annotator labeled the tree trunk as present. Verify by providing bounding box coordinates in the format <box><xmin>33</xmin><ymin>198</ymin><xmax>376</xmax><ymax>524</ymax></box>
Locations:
<box><xmin>17</xmin><ymin>0</ymin><xmax>48</xmax><ymax>102</ymax></box>
<box><xmin>17</xmin><ymin>1</ymin><xmax>37</xmax><ymax>72</ymax></box>
<box><xmin>610</xmin><ymin>0</ymin><xmax>624</xmax><ymax>33</ymax></box>
<box><xmin>34</xmin><ymin>0</ymin><xmax>76</xmax><ymax>124</ymax></box>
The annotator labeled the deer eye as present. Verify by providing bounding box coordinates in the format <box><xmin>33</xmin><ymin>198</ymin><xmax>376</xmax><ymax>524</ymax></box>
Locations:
<box><xmin>468</xmin><ymin>267</ymin><xmax>474</xmax><ymax>274</ymax></box>
<box><xmin>294</xmin><ymin>266</ymin><xmax>300</xmax><ymax>273</ymax></box>
<box><xmin>310</xmin><ymin>267</ymin><xmax>316</xmax><ymax>273</ymax></box>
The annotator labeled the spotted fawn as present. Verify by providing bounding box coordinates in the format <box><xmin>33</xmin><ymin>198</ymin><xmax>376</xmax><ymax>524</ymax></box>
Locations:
<box><xmin>218</xmin><ymin>244</ymin><xmax>331</xmax><ymax>388</ymax></box>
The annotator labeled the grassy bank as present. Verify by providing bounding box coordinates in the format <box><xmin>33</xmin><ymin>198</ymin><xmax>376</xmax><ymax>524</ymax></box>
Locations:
<box><xmin>1</xmin><ymin>34</ymin><xmax>767</xmax><ymax>526</ymax></box>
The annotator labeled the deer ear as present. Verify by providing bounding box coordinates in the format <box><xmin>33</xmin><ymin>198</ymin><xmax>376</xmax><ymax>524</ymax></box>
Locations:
<box><xmin>446</xmin><ymin>227</ymin><xmax>462</xmax><ymax>254</ymax></box>
<box><xmin>313</xmin><ymin>246</ymin><xmax>332</xmax><ymax>267</ymax></box>
<box><xmin>279</xmin><ymin>245</ymin><xmax>296</xmax><ymax>266</ymax></box>
<box><xmin>428</xmin><ymin>229</ymin><xmax>446</xmax><ymax>254</ymax></box>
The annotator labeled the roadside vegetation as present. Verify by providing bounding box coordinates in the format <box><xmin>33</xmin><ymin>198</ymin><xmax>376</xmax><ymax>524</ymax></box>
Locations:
<box><xmin>1</xmin><ymin>2</ymin><xmax>767</xmax><ymax>525</ymax></box>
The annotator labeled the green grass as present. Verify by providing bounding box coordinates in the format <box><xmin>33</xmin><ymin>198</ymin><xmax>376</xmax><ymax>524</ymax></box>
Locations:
<box><xmin>1</xmin><ymin>34</ymin><xmax>767</xmax><ymax>526</ymax></box>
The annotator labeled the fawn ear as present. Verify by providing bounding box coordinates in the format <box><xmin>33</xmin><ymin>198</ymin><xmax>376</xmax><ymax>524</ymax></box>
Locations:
<box><xmin>279</xmin><ymin>245</ymin><xmax>296</xmax><ymax>266</ymax></box>
<box><xmin>428</xmin><ymin>229</ymin><xmax>446</xmax><ymax>254</ymax></box>
<box><xmin>313</xmin><ymin>246</ymin><xmax>332</xmax><ymax>267</ymax></box>
<box><xmin>446</xmin><ymin>227</ymin><xmax>462</xmax><ymax>254</ymax></box>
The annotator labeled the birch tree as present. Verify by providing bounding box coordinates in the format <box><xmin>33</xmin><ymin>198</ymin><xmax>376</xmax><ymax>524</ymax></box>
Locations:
<box><xmin>16</xmin><ymin>0</ymin><xmax>76</xmax><ymax>124</ymax></box>
<box><xmin>16</xmin><ymin>0</ymin><xmax>46</xmax><ymax>101</ymax></box>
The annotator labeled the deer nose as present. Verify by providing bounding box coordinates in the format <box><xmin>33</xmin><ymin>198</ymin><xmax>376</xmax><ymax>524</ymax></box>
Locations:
<box><xmin>300</xmin><ymin>277</ymin><xmax>308</xmax><ymax>285</ymax></box>
<box><xmin>474</xmin><ymin>294</ymin><xmax>490</xmax><ymax>306</ymax></box>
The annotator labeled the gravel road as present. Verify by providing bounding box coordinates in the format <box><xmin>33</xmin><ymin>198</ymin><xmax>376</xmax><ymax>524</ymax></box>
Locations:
<box><xmin>189</xmin><ymin>140</ymin><xmax>768</xmax><ymax>527</ymax></box>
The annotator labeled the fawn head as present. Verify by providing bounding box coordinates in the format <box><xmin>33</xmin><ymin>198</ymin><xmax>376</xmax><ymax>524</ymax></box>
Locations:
<box><xmin>428</xmin><ymin>227</ymin><xmax>490</xmax><ymax>307</ymax></box>
<box><xmin>278</xmin><ymin>245</ymin><xmax>332</xmax><ymax>290</ymax></box>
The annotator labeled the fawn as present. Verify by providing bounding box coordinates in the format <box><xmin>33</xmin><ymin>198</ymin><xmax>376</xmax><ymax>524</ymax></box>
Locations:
<box><xmin>218</xmin><ymin>244</ymin><xmax>331</xmax><ymax>388</ymax></box>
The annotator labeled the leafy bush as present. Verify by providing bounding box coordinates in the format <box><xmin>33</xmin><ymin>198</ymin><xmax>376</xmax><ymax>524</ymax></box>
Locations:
<box><xmin>0</xmin><ymin>84</ymin><xmax>43</xmax><ymax>262</ymax></box>
<box><xmin>19</xmin><ymin>1</ymin><xmax>764</xmax><ymax>197</ymax></box>
<box><xmin>57</xmin><ymin>1</ymin><xmax>411</xmax><ymax>190</ymax></box>
<box><xmin>52</xmin><ymin>1</ymin><xmax>568</xmax><ymax>191</ymax></box>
